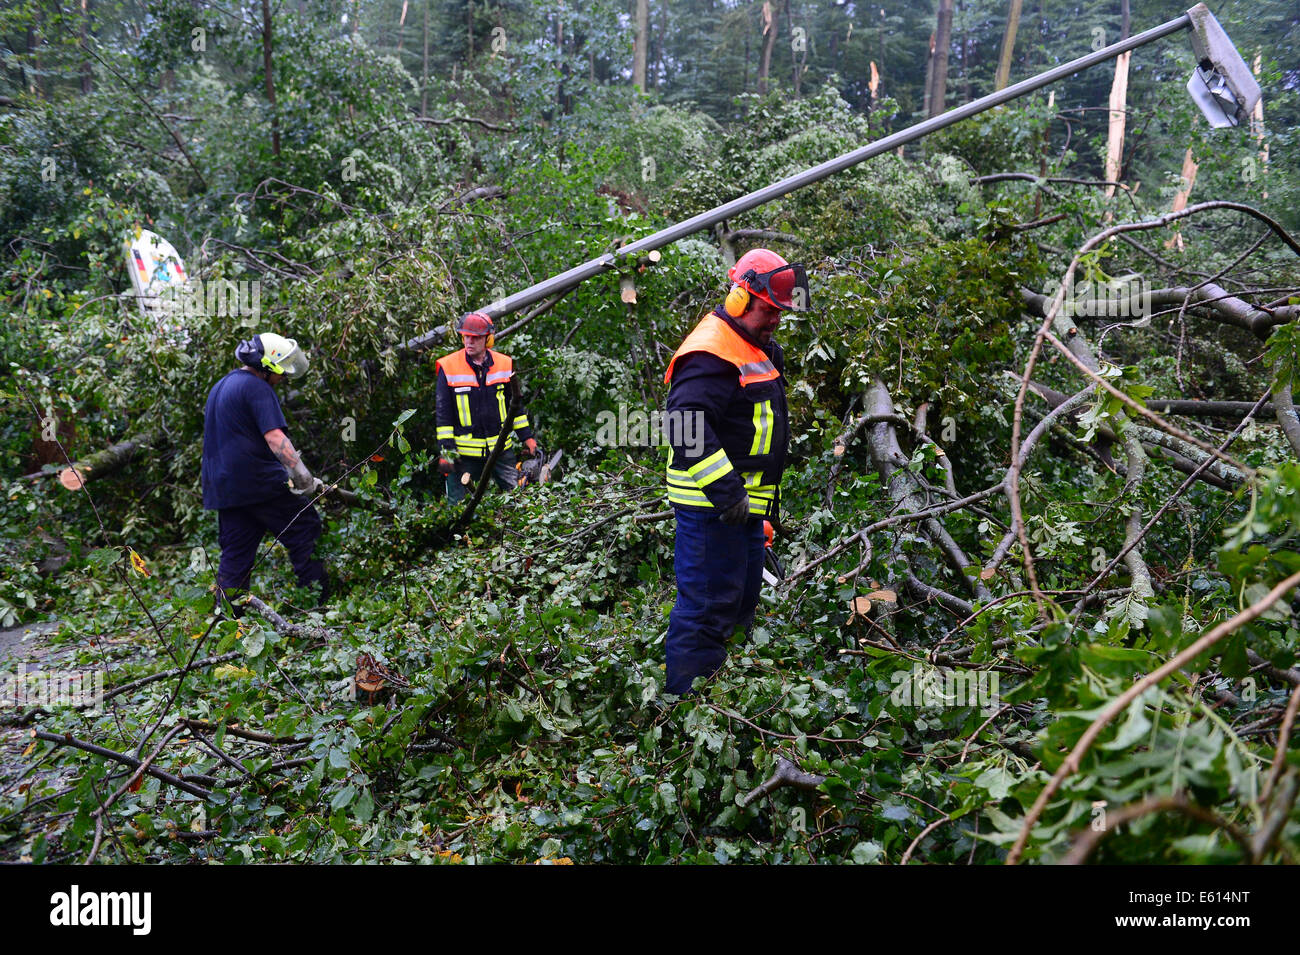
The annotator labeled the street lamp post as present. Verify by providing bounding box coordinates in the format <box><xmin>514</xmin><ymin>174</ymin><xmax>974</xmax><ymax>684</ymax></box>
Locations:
<box><xmin>402</xmin><ymin>3</ymin><xmax>1261</xmax><ymax>351</ymax></box>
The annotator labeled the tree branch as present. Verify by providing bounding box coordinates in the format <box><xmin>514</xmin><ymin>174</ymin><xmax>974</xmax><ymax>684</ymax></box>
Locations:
<box><xmin>1007</xmin><ymin>568</ymin><xmax>1300</xmax><ymax>864</ymax></box>
<box><xmin>33</xmin><ymin>729</ymin><xmax>210</xmax><ymax>799</ymax></box>
<box><xmin>739</xmin><ymin>757</ymin><xmax>826</xmax><ymax>807</ymax></box>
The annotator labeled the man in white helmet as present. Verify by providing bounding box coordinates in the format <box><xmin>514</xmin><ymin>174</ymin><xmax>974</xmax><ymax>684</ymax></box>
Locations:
<box><xmin>201</xmin><ymin>332</ymin><xmax>331</xmax><ymax>617</ymax></box>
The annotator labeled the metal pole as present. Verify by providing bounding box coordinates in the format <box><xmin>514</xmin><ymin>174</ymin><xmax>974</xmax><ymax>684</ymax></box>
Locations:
<box><xmin>405</xmin><ymin>12</ymin><xmax>1192</xmax><ymax>351</ymax></box>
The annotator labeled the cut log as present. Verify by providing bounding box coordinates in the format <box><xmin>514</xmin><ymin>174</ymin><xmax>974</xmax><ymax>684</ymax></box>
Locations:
<box><xmin>38</xmin><ymin>432</ymin><xmax>160</xmax><ymax>489</ymax></box>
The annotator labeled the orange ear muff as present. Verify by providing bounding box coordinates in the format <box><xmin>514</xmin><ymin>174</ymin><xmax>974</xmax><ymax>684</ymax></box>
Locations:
<box><xmin>486</xmin><ymin>333</ymin><xmax>495</xmax><ymax>349</ymax></box>
<box><xmin>724</xmin><ymin>285</ymin><xmax>749</xmax><ymax>318</ymax></box>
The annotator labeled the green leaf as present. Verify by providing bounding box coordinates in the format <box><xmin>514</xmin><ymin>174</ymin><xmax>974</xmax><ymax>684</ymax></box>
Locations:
<box><xmin>1099</xmin><ymin>695</ymin><xmax>1153</xmax><ymax>751</ymax></box>
<box><xmin>973</xmin><ymin>765</ymin><xmax>1014</xmax><ymax>800</ymax></box>
<box><xmin>242</xmin><ymin>629</ymin><xmax>266</xmax><ymax>658</ymax></box>
<box><xmin>352</xmin><ymin>788</ymin><xmax>374</xmax><ymax>823</ymax></box>
<box><xmin>850</xmin><ymin>841</ymin><xmax>883</xmax><ymax>864</ymax></box>
<box><xmin>87</xmin><ymin>547</ymin><xmax>120</xmax><ymax>571</ymax></box>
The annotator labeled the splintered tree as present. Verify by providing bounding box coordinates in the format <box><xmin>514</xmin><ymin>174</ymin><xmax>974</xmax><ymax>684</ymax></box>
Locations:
<box><xmin>994</xmin><ymin>0</ymin><xmax>1023</xmax><ymax>91</ymax></box>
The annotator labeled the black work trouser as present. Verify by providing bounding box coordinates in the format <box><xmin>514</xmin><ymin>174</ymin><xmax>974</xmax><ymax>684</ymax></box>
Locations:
<box><xmin>445</xmin><ymin>449</ymin><xmax>518</xmax><ymax>502</ymax></box>
<box><xmin>215</xmin><ymin>487</ymin><xmax>326</xmax><ymax>615</ymax></box>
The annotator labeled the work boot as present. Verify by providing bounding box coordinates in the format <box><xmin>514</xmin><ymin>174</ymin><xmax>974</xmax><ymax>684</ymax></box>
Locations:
<box><xmin>311</xmin><ymin>574</ymin><xmax>333</xmax><ymax>609</ymax></box>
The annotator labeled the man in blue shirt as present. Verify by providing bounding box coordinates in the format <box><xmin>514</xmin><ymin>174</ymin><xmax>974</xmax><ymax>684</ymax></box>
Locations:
<box><xmin>202</xmin><ymin>333</ymin><xmax>330</xmax><ymax>617</ymax></box>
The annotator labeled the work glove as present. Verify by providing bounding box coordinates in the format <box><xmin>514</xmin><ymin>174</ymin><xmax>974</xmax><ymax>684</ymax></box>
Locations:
<box><xmin>437</xmin><ymin>457</ymin><xmax>454</xmax><ymax>475</ymax></box>
<box><xmin>291</xmin><ymin>476</ymin><xmax>325</xmax><ymax>497</ymax></box>
<box><xmin>718</xmin><ymin>494</ymin><xmax>751</xmax><ymax>526</ymax></box>
<box><xmin>524</xmin><ymin>437</ymin><xmax>539</xmax><ymax>457</ymax></box>
<box><xmin>288</xmin><ymin>460</ymin><xmax>316</xmax><ymax>492</ymax></box>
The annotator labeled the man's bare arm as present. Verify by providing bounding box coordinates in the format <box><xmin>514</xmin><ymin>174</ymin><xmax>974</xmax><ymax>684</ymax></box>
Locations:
<box><xmin>264</xmin><ymin>428</ymin><xmax>300</xmax><ymax>470</ymax></box>
<box><xmin>265</xmin><ymin>428</ymin><xmax>313</xmax><ymax>488</ymax></box>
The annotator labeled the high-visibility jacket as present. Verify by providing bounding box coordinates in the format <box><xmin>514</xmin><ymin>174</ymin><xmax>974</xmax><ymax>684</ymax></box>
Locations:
<box><xmin>434</xmin><ymin>349</ymin><xmax>534</xmax><ymax>458</ymax></box>
<box><xmin>663</xmin><ymin>309</ymin><xmax>789</xmax><ymax>519</ymax></box>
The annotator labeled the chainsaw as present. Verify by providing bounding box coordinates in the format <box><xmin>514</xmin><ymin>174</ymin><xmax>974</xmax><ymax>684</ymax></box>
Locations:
<box><xmin>518</xmin><ymin>446</ymin><xmax>563</xmax><ymax>486</ymax></box>
<box><xmin>761</xmin><ymin>519</ymin><xmax>784</xmax><ymax>587</ymax></box>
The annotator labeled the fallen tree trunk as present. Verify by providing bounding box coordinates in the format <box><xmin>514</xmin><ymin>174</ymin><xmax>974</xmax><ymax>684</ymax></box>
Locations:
<box><xmin>22</xmin><ymin>432</ymin><xmax>160</xmax><ymax>487</ymax></box>
<box><xmin>28</xmin><ymin>429</ymin><xmax>388</xmax><ymax>511</ymax></box>
<box><xmin>864</xmin><ymin>379</ymin><xmax>992</xmax><ymax>603</ymax></box>
<box><xmin>1021</xmin><ymin>284</ymin><xmax>1299</xmax><ymax>341</ymax></box>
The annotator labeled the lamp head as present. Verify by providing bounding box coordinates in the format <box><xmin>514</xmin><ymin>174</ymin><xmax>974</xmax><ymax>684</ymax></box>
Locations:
<box><xmin>1185</xmin><ymin>4</ymin><xmax>1261</xmax><ymax>128</ymax></box>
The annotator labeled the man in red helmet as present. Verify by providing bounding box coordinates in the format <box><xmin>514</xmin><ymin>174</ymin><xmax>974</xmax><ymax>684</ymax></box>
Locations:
<box><xmin>435</xmin><ymin>312</ymin><xmax>539</xmax><ymax>502</ymax></box>
<box><xmin>661</xmin><ymin>249</ymin><xmax>809</xmax><ymax>694</ymax></box>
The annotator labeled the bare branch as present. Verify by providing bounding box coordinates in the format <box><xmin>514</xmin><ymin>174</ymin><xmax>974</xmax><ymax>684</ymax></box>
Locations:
<box><xmin>740</xmin><ymin>757</ymin><xmax>827</xmax><ymax>807</ymax></box>
<box><xmin>1060</xmin><ymin>793</ymin><xmax>1251</xmax><ymax>865</ymax></box>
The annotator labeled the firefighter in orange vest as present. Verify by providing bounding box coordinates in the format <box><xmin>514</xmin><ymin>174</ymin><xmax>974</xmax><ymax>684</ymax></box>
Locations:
<box><xmin>434</xmin><ymin>312</ymin><xmax>538</xmax><ymax>502</ymax></box>
<box><xmin>662</xmin><ymin>249</ymin><xmax>809</xmax><ymax>694</ymax></box>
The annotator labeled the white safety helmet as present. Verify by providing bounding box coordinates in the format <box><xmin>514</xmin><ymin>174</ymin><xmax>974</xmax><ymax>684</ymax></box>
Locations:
<box><xmin>238</xmin><ymin>332</ymin><xmax>309</xmax><ymax>378</ymax></box>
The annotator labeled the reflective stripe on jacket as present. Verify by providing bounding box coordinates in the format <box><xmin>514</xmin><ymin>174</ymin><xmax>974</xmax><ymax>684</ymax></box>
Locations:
<box><xmin>434</xmin><ymin>349</ymin><xmax>534</xmax><ymax>458</ymax></box>
<box><xmin>663</xmin><ymin>310</ymin><xmax>789</xmax><ymax>519</ymax></box>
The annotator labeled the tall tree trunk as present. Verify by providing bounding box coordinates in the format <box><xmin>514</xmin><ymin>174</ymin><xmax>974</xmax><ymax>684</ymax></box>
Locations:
<box><xmin>1036</xmin><ymin>89</ymin><xmax>1053</xmax><ymax>218</ymax></box>
<box><xmin>396</xmin><ymin>0</ymin><xmax>408</xmax><ymax>55</ymax></box>
<box><xmin>421</xmin><ymin>0</ymin><xmax>429</xmax><ymax>115</ymax></box>
<box><xmin>467</xmin><ymin>0</ymin><xmax>473</xmax><ymax>58</ymax></box>
<box><xmin>1252</xmin><ymin>52</ymin><xmax>1267</xmax><ymax>199</ymax></box>
<box><xmin>79</xmin><ymin>0</ymin><xmax>93</xmax><ymax>94</ymax></box>
<box><xmin>27</xmin><ymin>16</ymin><xmax>42</xmax><ymax>98</ymax></box>
<box><xmin>960</xmin><ymin>0</ymin><xmax>970</xmax><ymax>103</ymax></box>
<box><xmin>744</xmin><ymin>30</ymin><xmax>750</xmax><ymax>92</ymax></box>
<box><xmin>633</xmin><ymin>0</ymin><xmax>648</xmax><ymax>91</ymax></box>
<box><xmin>994</xmin><ymin>0</ymin><xmax>1022</xmax><ymax>91</ymax></box>
<box><xmin>1103</xmin><ymin>0</ymin><xmax>1132</xmax><ymax>204</ymax></box>
<box><xmin>928</xmin><ymin>0</ymin><xmax>954</xmax><ymax>118</ymax></box>
<box><xmin>653</xmin><ymin>0</ymin><xmax>666</xmax><ymax>90</ymax></box>
<box><xmin>556</xmin><ymin>15</ymin><xmax>570</xmax><ymax>117</ymax></box>
<box><xmin>787</xmin><ymin>0</ymin><xmax>802</xmax><ymax>98</ymax></box>
<box><xmin>757</xmin><ymin>1</ymin><xmax>776</xmax><ymax>95</ymax></box>
<box><xmin>261</xmin><ymin>0</ymin><xmax>280</xmax><ymax>159</ymax></box>
<box><xmin>923</xmin><ymin>31</ymin><xmax>934</xmax><ymax>116</ymax></box>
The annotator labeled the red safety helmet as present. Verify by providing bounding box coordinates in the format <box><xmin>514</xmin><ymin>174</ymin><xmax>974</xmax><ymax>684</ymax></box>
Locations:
<box><xmin>456</xmin><ymin>312</ymin><xmax>494</xmax><ymax>337</ymax></box>
<box><xmin>726</xmin><ymin>248</ymin><xmax>810</xmax><ymax>313</ymax></box>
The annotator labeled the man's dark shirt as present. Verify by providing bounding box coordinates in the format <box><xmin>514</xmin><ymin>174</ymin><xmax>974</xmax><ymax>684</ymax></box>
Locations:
<box><xmin>202</xmin><ymin>369</ymin><xmax>290</xmax><ymax>510</ymax></box>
